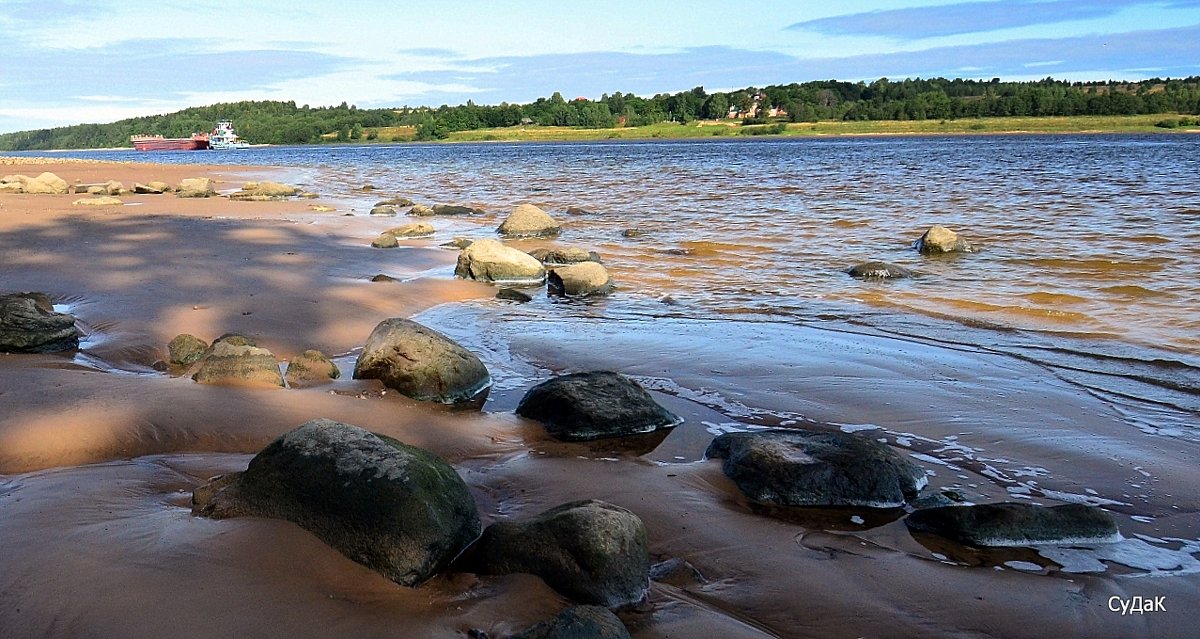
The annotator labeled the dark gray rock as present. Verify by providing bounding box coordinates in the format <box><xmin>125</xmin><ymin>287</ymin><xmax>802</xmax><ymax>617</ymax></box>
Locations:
<box><xmin>515</xmin><ymin>371</ymin><xmax>681</xmax><ymax>442</ymax></box>
<box><xmin>847</xmin><ymin>261</ymin><xmax>914</xmax><ymax>280</ymax></box>
<box><xmin>496</xmin><ymin>288</ymin><xmax>533</xmax><ymax>303</ymax></box>
<box><xmin>649</xmin><ymin>558</ymin><xmax>705</xmax><ymax>588</ymax></box>
<box><xmin>0</xmin><ymin>292</ymin><xmax>81</xmax><ymax>353</ymax></box>
<box><xmin>371</xmin><ymin>273</ymin><xmax>398</xmax><ymax>282</ymax></box>
<box><xmin>905</xmin><ymin>502</ymin><xmax>1120</xmax><ymax>547</ymax></box>
<box><xmin>192</xmin><ymin>418</ymin><xmax>482</xmax><ymax>586</ymax></box>
<box><xmin>705</xmin><ymin>429</ymin><xmax>927</xmax><ymax>508</ymax></box>
<box><xmin>432</xmin><ymin>204</ymin><xmax>483</xmax><ymax>216</ymax></box>
<box><xmin>167</xmin><ymin>333</ymin><xmax>208</xmax><ymax>367</ymax></box>
<box><xmin>911</xmin><ymin>489</ymin><xmax>966</xmax><ymax>510</ymax></box>
<box><xmin>510</xmin><ymin>606</ymin><xmax>632</xmax><ymax>639</ymax></box>
<box><xmin>565</xmin><ymin>206</ymin><xmax>593</xmax><ymax>216</ymax></box>
<box><xmin>478</xmin><ymin>499</ymin><xmax>650</xmax><ymax>608</ymax></box>
<box><xmin>353</xmin><ymin>318</ymin><xmax>491</xmax><ymax>404</ymax></box>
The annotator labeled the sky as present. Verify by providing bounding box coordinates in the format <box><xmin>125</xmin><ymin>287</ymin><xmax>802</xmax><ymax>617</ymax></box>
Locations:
<box><xmin>1</xmin><ymin>0</ymin><xmax>1198</xmax><ymax>133</ymax></box>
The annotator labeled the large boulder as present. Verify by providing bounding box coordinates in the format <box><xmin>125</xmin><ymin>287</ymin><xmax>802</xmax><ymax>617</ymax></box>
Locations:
<box><xmin>176</xmin><ymin>177</ymin><xmax>216</xmax><ymax>198</ymax></box>
<box><xmin>284</xmin><ymin>349</ymin><xmax>340</xmax><ymax>387</ymax></box>
<box><xmin>846</xmin><ymin>261</ymin><xmax>913</xmax><ymax>280</ymax></box>
<box><xmin>353</xmin><ymin>318</ymin><xmax>491</xmax><ymax>404</ymax></box>
<box><xmin>705</xmin><ymin>429</ymin><xmax>927</xmax><ymax>508</ymax></box>
<box><xmin>24</xmin><ymin>172</ymin><xmax>69</xmax><ymax>195</ymax></box>
<box><xmin>192</xmin><ymin>419</ymin><xmax>482</xmax><ymax>586</ymax></box>
<box><xmin>548</xmin><ymin>262</ymin><xmax>613</xmax><ymax>297</ymax></box>
<box><xmin>0</xmin><ymin>292</ymin><xmax>81</xmax><ymax>353</ymax></box>
<box><xmin>191</xmin><ymin>337</ymin><xmax>284</xmax><ymax>387</ymax></box>
<box><xmin>477</xmin><ymin>500</ymin><xmax>650</xmax><ymax>608</ymax></box>
<box><xmin>510</xmin><ymin>606</ymin><xmax>632</xmax><ymax>639</ymax></box>
<box><xmin>515</xmin><ymin>371</ymin><xmax>680</xmax><ymax>441</ymax></box>
<box><xmin>497</xmin><ymin>204</ymin><xmax>562</xmax><ymax>238</ymax></box>
<box><xmin>167</xmin><ymin>333</ymin><xmax>209</xmax><ymax>367</ymax></box>
<box><xmin>454</xmin><ymin>239</ymin><xmax>546</xmax><ymax>285</ymax></box>
<box><xmin>914</xmin><ymin>225</ymin><xmax>973</xmax><ymax>255</ymax></box>
<box><xmin>905</xmin><ymin>503</ymin><xmax>1119</xmax><ymax>547</ymax></box>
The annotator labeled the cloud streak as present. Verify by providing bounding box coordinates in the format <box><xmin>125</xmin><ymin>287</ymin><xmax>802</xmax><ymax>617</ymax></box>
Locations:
<box><xmin>787</xmin><ymin>0</ymin><xmax>1145</xmax><ymax>39</ymax></box>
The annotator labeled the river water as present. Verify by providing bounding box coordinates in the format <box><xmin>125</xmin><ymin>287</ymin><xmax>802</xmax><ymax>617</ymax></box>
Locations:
<box><xmin>37</xmin><ymin>135</ymin><xmax>1200</xmax><ymax>431</ymax></box>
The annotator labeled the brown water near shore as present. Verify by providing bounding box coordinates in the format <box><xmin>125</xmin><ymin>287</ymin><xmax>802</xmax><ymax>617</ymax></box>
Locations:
<box><xmin>1</xmin><ymin>154</ymin><xmax>1198</xmax><ymax>638</ymax></box>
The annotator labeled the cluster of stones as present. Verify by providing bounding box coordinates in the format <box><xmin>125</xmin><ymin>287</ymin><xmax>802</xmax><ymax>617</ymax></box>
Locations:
<box><xmin>0</xmin><ymin>173</ymin><xmax>318</xmax><ymax>206</ymax></box>
<box><xmin>846</xmin><ymin>224</ymin><xmax>976</xmax><ymax>281</ymax></box>
<box><xmin>166</xmin><ymin>333</ymin><xmax>339</xmax><ymax>389</ymax></box>
<box><xmin>448</xmin><ymin>203</ymin><xmax>614</xmax><ymax>300</ymax></box>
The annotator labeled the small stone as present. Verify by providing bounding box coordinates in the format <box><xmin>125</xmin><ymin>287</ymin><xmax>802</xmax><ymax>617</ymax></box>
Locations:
<box><xmin>284</xmin><ymin>349</ymin><xmax>340</xmax><ymax>387</ymax></box>
<box><xmin>371</xmin><ymin>233</ymin><xmax>400</xmax><ymax>249</ymax></box>
<box><xmin>72</xmin><ymin>196</ymin><xmax>122</xmax><ymax>206</ymax></box>
<box><xmin>369</xmin><ymin>205</ymin><xmax>397</xmax><ymax>216</ymax></box>
<box><xmin>496</xmin><ymin>288</ymin><xmax>533</xmax><ymax>303</ymax></box>
<box><xmin>915</xmin><ymin>225</ymin><xmax>974</xmax><ymax>255</ymax></box>
<box><xmin>384</xmin><ymin>222</ymin><xmax>435</xmax><ymax>238</ymax></box>
<box><xmin>167</xmin><ymin>333</ymin><xmax>209</xmax><ymax>367</ymax></box>
<box><xmin>847</xmin><ymin>261</ymin><xmax>914</xmax><ymax>280</ymax></box>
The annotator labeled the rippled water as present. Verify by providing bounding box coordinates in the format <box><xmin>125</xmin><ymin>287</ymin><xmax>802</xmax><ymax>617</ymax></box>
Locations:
<box><xmin>35</xmin><ymin>135</ymin><xmax>1200</xmax><ymax>416</ymax></box>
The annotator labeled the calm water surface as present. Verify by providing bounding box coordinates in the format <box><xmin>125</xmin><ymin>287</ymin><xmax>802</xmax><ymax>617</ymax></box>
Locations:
<box><xmin>35</xmin><ymin>135</ymin><xmax>1200</xmax><ymax>422</ymax></box>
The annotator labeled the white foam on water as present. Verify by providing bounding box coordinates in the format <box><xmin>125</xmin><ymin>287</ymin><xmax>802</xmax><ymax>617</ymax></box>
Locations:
<box><xmin>837</xmin><ymin>423</ymin><xmax>882</xmax><ymax>434</ymax></box>
<box><xmin>1004</xmin><ymin>561</ymin><xmax>1044</xmax><ymax>572</ymax></box>
<box><xmin>1040</xmin><ymin>537</ymin><xmax>1200</xmax><ymax>577</ymax></box>
<box><xmin>1038</xmin><ymin>488</ymin><xmax>1131</xmax><ymax>507</ymax></box>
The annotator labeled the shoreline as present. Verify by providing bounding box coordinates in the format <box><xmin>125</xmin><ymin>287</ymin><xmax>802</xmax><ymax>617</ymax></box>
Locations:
<box><xmin>1</xmin><ymin>157</ymin><xmax>1198</xmax><ymax>638</ymax></box>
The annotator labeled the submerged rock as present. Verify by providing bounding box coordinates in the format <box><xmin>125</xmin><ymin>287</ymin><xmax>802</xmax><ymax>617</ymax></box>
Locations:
<box><xmin>284</xmin><ymin>349</ymin><xmax>340</xmax><ymax>387</ymax></box>
<box><xmin>375</xmin><ymin>196</ymin><xmax>415</xmax><ymax>208</ymax></box>
<box><xmin>385</xmin><ymin>222</ymin><xmax>435</xmax><ymax>238</ymax></box>
<box><xmin>905</xmin><ymin>503</ymin><xmax>1120</xmax><ymax>547</ymax></box>
<box><xmin>526</xmin><ymin>247</ymin><xmax>601</xmax><ymax>266</ymax></box>
<box><xmin>0</xmin><ymin>292</ymin><xmax>81</xmax><ymax>353</ymax></box>
<box><xmin>353</xmin><ymin>317</ymin><xmax>491</xmax><ymax>404</ymax></box>
<box><xmin>548</xmin><ymin>262</ymin><xmax>613</xmax><ymax>297</ymax></box>
<box><xmin>369</xmin><ymin>205</ymin><xmax>397</xmax><ymax>217</ymax></box>
<box><xmin>496</xmin><ymin>288</ymin><xmax>533</xmax><ymax>303</ymax></box>
<box><xmin>565</xmin><ymin>206</ymin><xmax>593</xmax><ymax>216</ymax></box>
<box><xmin>441</xmin><ymin>236</ymin><xmax>474</xmax><ymax>250</ymax></box>
<box><xmin>847</xmin><ymin>261</ymin><xmax>913</xmax><ymax>280</ymax></box>
<box><xmin>191</xmin><ymin>337</ymin><xmax>284</xmax><ymax>387</ymax></box>
<box><xmin>477</xmin><ymin>499</ymin><xmax>650</xmax><ymax>608</ymax></box>
<box><xmin>497</xmin><ymin>204</ymin><xmax>561</xmax><ymax>238</ymax></box>
<box><xmin>510</xmin><ymin>606</ymin><xmax>632</xmax><ymax>639</ymax></box>
<box><xmin>408</xmin><ymin>204</ymin><xmax>435</xmax><ymax>217</ymax></box>
<box><xmin>454</xmin><ymin>239</ymin><xmax>546</xmax><ymax>285</ymax></box>
<box><xmin>432</xmin><ymin>204</ymin><xmax>482</xmax><ymax>216</ymax></box>
<box><xmin>515</xmin><ymin>371</ymin><xmax>680</xmax><ymax>442</ymax></box>
<box><xmin>915</xmin><ymin>225</ymin><xmax>973</xmax><ymax>255</ymax></box>
<box><xmin>649</xmin><ymin>558</ymin><xmax>706</xmax><ymax>588</ymax></box>
<box><xmin>167</xmin><ymin>333</ymin><xmax>209</xmax><ymax>367</ymax></box>
<box><xmin>192</xmin><ymin>418</ymin><xmax>482</xmax><ymax>587</ymax></box>
<box><xmin>370</xmin><ymin>273</ymin><xmax>398</xmax><ymax>282</ymax></box>
<box><xmin>705</xmin><ymin>429</ymin><xmax>927</xmax><ymax>508</ymax></box>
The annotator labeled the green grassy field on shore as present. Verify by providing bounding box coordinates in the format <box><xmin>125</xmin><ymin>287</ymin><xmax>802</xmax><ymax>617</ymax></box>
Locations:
<box><xmin>419</xmin><ymin>114</ymin><xmax>1196</xmax><ymax>143</ymax></box>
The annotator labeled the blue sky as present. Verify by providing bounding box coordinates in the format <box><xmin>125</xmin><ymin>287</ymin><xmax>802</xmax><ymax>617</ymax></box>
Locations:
<box><xmin>1</xmin><ymin>0</ymin><xmax>1197</xmax><ymax>133</ymax></box>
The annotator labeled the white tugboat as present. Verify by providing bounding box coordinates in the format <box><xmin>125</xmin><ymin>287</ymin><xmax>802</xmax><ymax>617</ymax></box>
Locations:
<box><xmin>208</xmin><ymin>119</ymin><xmax>250</xmax><ymax>150</ymax></box>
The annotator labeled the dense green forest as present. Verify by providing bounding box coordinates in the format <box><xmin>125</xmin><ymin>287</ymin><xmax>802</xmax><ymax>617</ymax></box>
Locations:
<box><xmin>2</xmin><ymin>76</ymin><xmax>1199</xmax><ymax>150</ymax></box>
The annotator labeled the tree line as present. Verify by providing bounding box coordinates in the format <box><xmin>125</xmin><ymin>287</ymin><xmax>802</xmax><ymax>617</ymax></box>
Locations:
<box><xmin>2</xmin><ymin>77</ymin><xmax>1198</xmax><ymax>150</ymax></box>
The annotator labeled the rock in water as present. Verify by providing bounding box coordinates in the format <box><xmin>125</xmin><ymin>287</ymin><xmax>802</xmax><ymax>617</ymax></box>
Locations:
<box><xmin>167</xmin><ymin>333</ymin><xmax>209</xmax><ymax>367</ymax></box>
<box><xmin>454</xmin><ymin>239</ymin><xmax>546</xmax><ymax>285</ymax></box>
<box><xmin>527</xmin><ymin>247</ymin><xmax>601</xmax><ymax>266</ymax></box>
<box><xmin>478</xmin><ymin>500</ymin><xmax>650</xmax><ymax>608</ymax></box>
<box><xmin>905</xmin><ymin>503</ymin><xmax>1120</xmax><ymax>547</ymax></box>
<box><xmin>385</xmin><ymin>222</ymin><xmax>435</xmax><ymax>238</ymax></box>
<box><xmin>239</xmin><ymin>181</ymin><xmax>297</xmax><ymax>197</ymax></box>
<box><xmin>371</xmin><ymin>233</ymin><xmax>400</xmax><ymax>249</ymax></box>
<box><xmin>432</xmin><ymin>204</ymin><xmax>481</xmax><ymax>216</ymax></box>
<box><xmin>192</xmin><ymin>419</ymin><xmax>482</xmax><ymax>587</ymax></box>
<box><xmin>497</xmin><ymin>203</ymin><xmax>562</xmax><ymax>238</ymax></box>
<box><xmin>846</xmin><ymin>261</ymin><xmax>913</xmax><ymax>280</ymax></box>
<box><xmin>515</xmin><ymin>371</ymin><xmax>680</xmax><ymax>441</ymax></box>
<box><xmin>510</xmin><ymin>606</ymin><xmax>632</xmax><ymax>639</ymax></box>
<box><xmin>369</xmin><ymin>205</ymin><xmax>397</xmax><ymax>217</ymax></box>
<box><xmin>408</xmin><ymin>204</ymin><xmax>435</xmax><ymax>217</ymax></box>
<box><xmin>496</xmin><ymin>288</ymin><xmax>533</xmax><ymax>303</ymax></box>
<box><xmin>353</xmin><ymin>318</ymin><xmax>491</xmax><ymax>404</ymax></box>
<box><xmin>548</xmin><ymin>262</ymin><xmax>613</xmax><ymax>297</ymax></box>
<box><xmin>284</xmin><ymin>349</ymin><xmax>340</xmax><ymax>387</ymax></box>
<box><xmin>915</xmin><ymin>225</ymin><xmax>973</xmax><ymax>255</ymax></box>
<box><xmin>191</xmin><ymin>338</ymin><xmax>284</xmax><ymax>387</ymax></box>
<box><xmin>0</xmin><ymin>292</ymin><xmax>81</xmax><ymax>353</ymax></box>
<box><xmin>705</xmin><ymin>429</ymin><xmax>927</xmax><ymax>508</ymax></box>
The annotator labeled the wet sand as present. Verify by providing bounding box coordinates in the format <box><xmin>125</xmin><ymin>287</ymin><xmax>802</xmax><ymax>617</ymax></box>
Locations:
<box><xmin>1</xmin><ymin>159</ymin><xmax>1197</xmax><ymax>638</ymax></box>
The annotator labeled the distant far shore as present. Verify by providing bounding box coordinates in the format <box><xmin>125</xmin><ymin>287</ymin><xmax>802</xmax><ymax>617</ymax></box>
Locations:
<box><xmin>5</xmin><ymin>114</ymin><xmax>1196</xmax><ymax>154</ymax></box>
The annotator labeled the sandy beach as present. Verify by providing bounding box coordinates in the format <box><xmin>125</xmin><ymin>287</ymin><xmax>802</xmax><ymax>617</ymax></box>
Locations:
<box><xmin>2</xmin><ymin>157</ymin><xmax>1198</xmax><ymax>638</ymax></box>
